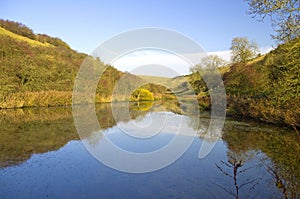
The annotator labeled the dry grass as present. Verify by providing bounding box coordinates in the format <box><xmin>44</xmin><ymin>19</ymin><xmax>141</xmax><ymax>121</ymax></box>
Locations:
<box><xmin>0</xmin><ymin>91</ymin><xmax>72</xmax><ymax>108</ymax></box>
<box><xmin>0</xmin><ymin>27</ymin><xmax>52</xmax><ymax>47</ymax></box>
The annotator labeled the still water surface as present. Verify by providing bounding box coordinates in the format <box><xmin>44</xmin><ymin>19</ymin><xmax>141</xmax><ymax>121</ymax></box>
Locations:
<box><xmin>0</xmin><ymin>102</ymin><xmax>299</xmax><ymax>199</ymax></box>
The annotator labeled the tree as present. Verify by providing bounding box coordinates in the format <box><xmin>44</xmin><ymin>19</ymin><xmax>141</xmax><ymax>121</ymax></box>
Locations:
<box><xmin>189</xmin><ymin>55</ymin><xmax>226</xmax><ymax>93</ymax></box>
<box><xmin>190</xmin><ymin>55</ymin><xmax>226</xmax><ymax>72</ymax></box>
<box><xmin>201</xmin><ymin>55</ymin><xmax>227</xmax><ymax>71</ymax></box>
<box><xmin>130</xmin><ymin>88</ymin><xmax>154</xmax><ymax>101</ymax></box>
<box><xmin>245</xmin><ymin>0</ymin><xmax>300</xmax><ymax>42</ymax></box>
<box><xmin>230</xmin><ymin>37</ymin><xmax>259</xmax><ymax>63</ymax></box>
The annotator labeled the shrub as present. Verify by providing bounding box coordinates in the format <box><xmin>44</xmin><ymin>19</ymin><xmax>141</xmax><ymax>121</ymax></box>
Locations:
<box><xmin>130</xmin><ymin>88</ymin><xmax>154</xmax><ymax>101</ymax></box>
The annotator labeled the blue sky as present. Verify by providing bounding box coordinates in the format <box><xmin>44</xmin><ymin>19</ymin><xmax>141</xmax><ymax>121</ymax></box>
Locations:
<box><xmin>0</xmin><ymin>0</ymin><xmax>274</xmax><ymax>52</ymax></box>
<box><xmin>0</xmin><ymin>0</ymin><xmax>275</xmax><ymax>75</ymax></box>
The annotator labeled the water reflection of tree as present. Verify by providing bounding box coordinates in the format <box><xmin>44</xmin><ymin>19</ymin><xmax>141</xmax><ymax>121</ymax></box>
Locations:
<box><xmin>148</xmin><ymin>102</ymin><xmax>300</xmax><ymax>198</ymax></box>
<box><xmin>264</xmin><ymin>161</ymin><xmax>289</xmax><ymax>199</ymax></box>
<box><xmin>214</xmin><ymin>151</ymin><xmax>262</xmax><ymax>199</ymax></box>
<box><xmin>260</xmin><ymin>157</ymin><xmax>300</xmax><ymax>199</ymax></box>
<box><xmin>222</xmin><ymin>122</ymin><xmax>300</xmax><ymax>198</ymax></box>
<box><xmin>187</xmin><ymin>110</ymin><xmax>224</xmax><ymax>143</ymax></box>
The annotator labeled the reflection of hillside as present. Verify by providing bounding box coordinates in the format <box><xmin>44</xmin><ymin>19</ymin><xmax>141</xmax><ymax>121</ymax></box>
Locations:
<box><xmin>0</xmin><ymin>107</ymin><xmax>78</xmax><ymax>167</ymax></box>
<box><xmin>1</xmin><ymin>101</ymin><xmax>299</xmax><ymax>199</ymax></box>
<box><xmin>222</xmin><ymin>121</ymin><xmax>300</xmax><ymax>198</ymax></box>
<box><xmin>129</xmin><ymin>101</ymin><xmax>153</xmax><ymax>111</ymax></box>
<box><xmin>0</xmin><ymin>101</ymin><xmax>183</xmax><ymax>168</ymax></box>
<box><xmin>0</xmin><ymin>107</ymin><xmax>73</xmax><ymax>124</ymax></box>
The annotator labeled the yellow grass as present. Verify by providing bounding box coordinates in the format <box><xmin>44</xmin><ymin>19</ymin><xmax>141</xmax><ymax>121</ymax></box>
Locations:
<box><xmin>246</xmin><ymin>55</ymin><xmax>266</xmax><ymax>65</ymax></box>
<box><xmin>0</xmin><ymin>27</ymin><xmax>52</xmax><ymax>47</ymax></box>
<box><xmin>0</xmin><ymin>91</ymin><xmax>72</xmax><ymax>108</ymax></box>
<box><xmin>218</xmin><ymin>66</ymin><xmax>231</xmax><ymax>75</ymax></box>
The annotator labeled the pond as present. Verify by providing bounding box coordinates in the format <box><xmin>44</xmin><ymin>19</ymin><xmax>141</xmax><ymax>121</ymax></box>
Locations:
<box><xmin>0</xmin><ymin>101</ymin><xmax>299</xmax><ymax>199</ymax></box>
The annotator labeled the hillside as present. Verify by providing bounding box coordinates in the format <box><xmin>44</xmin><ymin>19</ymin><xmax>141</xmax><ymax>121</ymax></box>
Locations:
<box><xmin>184</xmin><ymin>37</ymin><xmax>299</xmax><ymax>128</ymax></box>
<box><xmin>138</xmin><ymin>75</ymin><xmax>193</xmax><ymax>98</ymax></box>
<box><xmin>175</xmin><ymin>37</ymin><xmax>299</xmax><ymax>128</ymax></box>
<box><xmin>1</xmin><ymin>19</ymin><xmax>298</xmax><ymax>129</ymax></box>
<box><xmin>224</xmin><ymin>37</ymin><xmax>300</xmax><ymax>128</ymax></box>
<box><xmin>0</xmin><ymin>27</ymin><xmax>51</xmax><ymax>47</ymax></box>
<box><xmin>0</xmin><ymin>19</ymin><xmax>168</xmax><ymax>108</ymax></box>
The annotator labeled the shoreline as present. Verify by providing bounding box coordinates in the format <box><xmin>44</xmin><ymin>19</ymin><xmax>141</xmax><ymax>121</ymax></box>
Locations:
<box><xmin>0</xmin><ymin>96</ymin><xmax>298</xmax><ymax>131</ymax></box>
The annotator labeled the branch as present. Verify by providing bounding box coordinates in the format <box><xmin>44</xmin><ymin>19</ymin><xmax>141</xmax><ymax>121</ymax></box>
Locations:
<box><xmin>215</xmin><ymin>163</ymin><xmax>233</xmax><ymax>178</ymax></box>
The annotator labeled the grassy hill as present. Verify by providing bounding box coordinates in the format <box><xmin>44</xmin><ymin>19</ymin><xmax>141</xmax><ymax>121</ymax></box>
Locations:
<box><xmin>2</xmin><ymin>19</ymin><xmax>298</xmax><ymax>129</ymax></box>
<box><xmin>0</xmin><ymin>27</ymin><xmax>52</xmax><ymax>47</ymax></box>
<box><xmin>138</xmin><ymin>75</ymin><xmax>192</xmax><ymax>98</ymax></box>
<box><xmin>0</xmin><ymin>19</ymin><xmax>169</xmax><ymax>108</ymax></box>
<box><xmin>0</xmin><ymin>20</ymin><xmax>90</xmax><ymax>108</ymax></box>
<box><xmin>224</xmin><ymin>37</ymin><xmax>300</xmax><ymax>128</ymax></box>
<box><xmin>174</xmin><ymin>37</ymin><xmax>299</xmax><ymax>128</ymax></box>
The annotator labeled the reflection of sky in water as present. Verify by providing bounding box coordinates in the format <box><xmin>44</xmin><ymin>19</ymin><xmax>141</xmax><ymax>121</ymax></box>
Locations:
<box><xmin>0</xmin><ymin>104</ymin><xmax>297</xmax><ymax>199</ymax></box>
<box><xmin>100</xmin><ymin>112</ymin><xmax>196</xmax><ymax>153</ymax></box>
<box><xmin>0</xmin><ymin>138</ymin><xmax>280</xmax><ymax>199</ymax></box>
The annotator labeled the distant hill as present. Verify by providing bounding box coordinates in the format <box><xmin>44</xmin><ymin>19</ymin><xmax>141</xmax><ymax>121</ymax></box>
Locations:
<box><xmin>138</xmin><ymin>75</ymin><xmax>192</xmax><ymax>96</ymax></box>
<box><xmin>0</xmin><ymin>19</ymin><xmax>168</xmax><ymax>108</ymax></box>
<box><xmin>138</xmin><ymin>75</ymin><xmax>171</xmax><ymax>84</ymax></box>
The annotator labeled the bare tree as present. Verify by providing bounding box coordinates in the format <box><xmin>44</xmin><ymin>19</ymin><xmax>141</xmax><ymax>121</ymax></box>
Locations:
<box><xmin>215</xmin><ymin>154</ymin><xmax>262</xmax><ymax>199</ymax></box>
<box><xmin>245</xmin><ymin>0</ymin><xmax>300</xmax><ymax>42</ymax></box>
<box><xmin>201</xmin><ymin>55</ymin><xmax>227</xmax><ymax>71</ymax></box>
<box><xmin>230</xmin><ymin>37</ymin><xmax>259</xmax><ymax>63</ymax></box>
<box><xmin>191</xmin><ymin>55</ymin><xmax>226</xmax><ymax>72</ymax></box>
